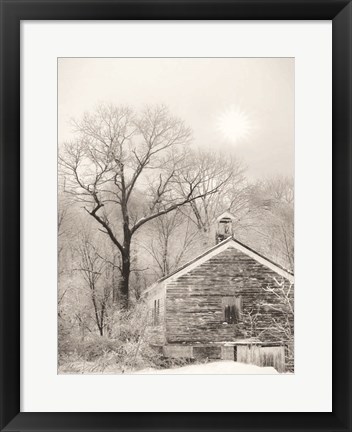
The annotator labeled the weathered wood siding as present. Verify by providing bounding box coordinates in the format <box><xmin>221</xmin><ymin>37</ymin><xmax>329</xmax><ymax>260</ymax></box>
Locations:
<box><xmin>193</xmin><ymin>346</ymin><xmax>221</xmax><ymax>360</ymax></box>
<box><xmin>237</xmin><ymin>345</ymin><xmax>286</xmax><ymax>373</ymax></box>
<box><xmin>165</xmin><ymin>247</ymin><xmax>293</xmax><ymax>348</ymax></box>
<box><xmin>163</xmin><ymin>345</ymin><xmax>193</xmax><ymax>358</ymax></box>
<box><xmin>221</xmin><ymin>346</ymin><xmax>235</xmax><ymax>361</ymax></box>
<box><xmin>145</xmin><ymin>284</ymin><xmax>167</xmax><ymax>345</ymax></box>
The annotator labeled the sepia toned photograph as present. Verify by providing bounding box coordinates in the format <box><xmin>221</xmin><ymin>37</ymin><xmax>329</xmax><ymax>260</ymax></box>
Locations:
<box><xmin>58</xmin><ymin>57</ymin><xmax>294</xmax><ymax>374</ymax></box>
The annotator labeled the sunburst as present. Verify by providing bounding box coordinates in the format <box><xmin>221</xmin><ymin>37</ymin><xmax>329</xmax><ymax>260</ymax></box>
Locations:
<box><xmin>216</xmin><ymin>106</ymin><xmax>252</xmax><ymax>144</ymax></box>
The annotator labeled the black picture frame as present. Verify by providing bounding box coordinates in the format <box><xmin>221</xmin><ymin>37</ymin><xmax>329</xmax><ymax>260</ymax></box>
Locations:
<box><xmin>0</xmin><ymin>1</ymin><xmax>351</xmax><ymax>431</ymax></box>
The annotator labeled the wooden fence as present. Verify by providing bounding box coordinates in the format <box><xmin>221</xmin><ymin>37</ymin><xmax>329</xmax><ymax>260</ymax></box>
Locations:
<box><xmin>237</xmin><ymin>345</ymin><xmax>285</xmax><ymax>373</ymax></box>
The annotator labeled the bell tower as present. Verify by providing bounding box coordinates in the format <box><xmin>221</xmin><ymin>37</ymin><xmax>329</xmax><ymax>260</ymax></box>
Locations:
<box><xmin>215</xmin><ymin>212</ymin><xmax>236</xmax><ymax>244</ymax></box>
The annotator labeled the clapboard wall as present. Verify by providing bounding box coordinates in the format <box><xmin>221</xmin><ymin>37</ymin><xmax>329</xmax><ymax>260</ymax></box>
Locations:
<box><xmin>164</xmin><ymin>247</ymin><xmax>293</xmax><ymax>346</ymax></box>
<box><xmin>145</xmin><ymin>284</ymin><xmax>167</xmax><ymax>345</ymax></box>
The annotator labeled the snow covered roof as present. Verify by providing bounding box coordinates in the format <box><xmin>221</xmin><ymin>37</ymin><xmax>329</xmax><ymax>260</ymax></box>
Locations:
<box><xmin>143</xmin><ymin>236</ymin><xmax>294</xmax><ymax>296</ymax></box>
<box><xmin>216</xmin><ymin>211</ymin><xmax>236</xmax><ymax>222</ymax></box>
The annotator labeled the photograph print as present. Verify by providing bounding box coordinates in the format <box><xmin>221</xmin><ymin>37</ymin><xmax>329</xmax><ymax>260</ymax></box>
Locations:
<box><xmin>58</xmin><ymin>58</ymin><xmax>294</xmax><ymax>374</ymax></box>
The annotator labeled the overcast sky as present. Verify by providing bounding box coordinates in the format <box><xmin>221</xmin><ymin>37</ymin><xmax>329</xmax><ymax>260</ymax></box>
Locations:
<box><xmin>58</xmin><ymin>58</ymin><xmax>294</xmax><ymax>179</ymax></box>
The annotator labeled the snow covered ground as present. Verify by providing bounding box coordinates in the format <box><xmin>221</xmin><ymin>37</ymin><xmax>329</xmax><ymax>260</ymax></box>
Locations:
<box><xmin>135</xmin><ymin>361</ymin><xmax>278</xmax><ymax>374</ymax></box>
<box><xmin>59</xmin><ymin>360</ymin><xmax>279</xmax><ymax>374</ymax></box>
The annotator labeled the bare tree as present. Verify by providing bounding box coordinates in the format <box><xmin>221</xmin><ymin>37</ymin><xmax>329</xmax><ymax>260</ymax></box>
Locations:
<box><xmin>240</xmin><ymin>176</ymin><xmax>294</xmax><ymax>270</ymax></box>
<box><xmin>241</xmin><ymin>277</ymin><xmax>294</xmax><ymax>368</ymax></box>
<box><xmin>60</xmin><ymin>104</ymin><xmax>226</xmax><ymax>309</ymax></box>
<box><xmin>58</xmin><ymin>192</ymin><xmax>76</xmax><ymax>318</ymax></box>
<box><xmin>75</xmin><ymin>235</ymin><xmax>113</xmax><ymax>336</ymax></box>
<box><xmin>259</xmin><ymin>278</ymin><xmax>294</xmax><ymax>368</ymax></box>
<box><xmin>175</xmin><ymin>149</ymin><xmax>248</xmax><ymax>242</ymax></box>
<box><xmin>142</xmin><ymin>210</ymin><xmax>200</xmax><ymax>278</ymax></box>
<box><xmin>58</xmin><ymin>200</ymin><xmax>68</xmax><ymax>317</ymax></box>
<box><xmin>262</xmin><ymin>177</ymin><xmax>294</xmax><ymax>270</ymax></box>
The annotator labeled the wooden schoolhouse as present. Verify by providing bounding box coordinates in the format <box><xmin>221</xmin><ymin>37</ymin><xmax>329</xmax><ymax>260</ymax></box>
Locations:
<box><xmin>144</xmin><ymin>212</ymin><xmax>294</xmax><ymax>372</ymax></box>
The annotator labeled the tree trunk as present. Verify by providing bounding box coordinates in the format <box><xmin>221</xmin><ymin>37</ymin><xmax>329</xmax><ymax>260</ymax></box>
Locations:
<box><xmin>119</xmin><ymin>224</ymin><xmax>131</xmax><ymax>309</ymax></box>
<box><xmin>119</xmin><ymin>189</ymin><xmax>132</xmax><ymax>310</ymax></box>
<box><xmin>119</xmin><ymin>255</ymin><xmax>130</xmax><ymax>309</ymax></box>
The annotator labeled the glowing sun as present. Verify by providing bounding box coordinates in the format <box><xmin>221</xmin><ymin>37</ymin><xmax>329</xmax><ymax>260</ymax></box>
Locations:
<box><xmin>216</xmin><ymin>106</ymin><xmax>252</xmax><ymax>144</ymax></box>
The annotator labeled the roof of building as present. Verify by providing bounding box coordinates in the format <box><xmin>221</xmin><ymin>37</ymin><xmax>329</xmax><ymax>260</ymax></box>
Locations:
<box><xmin>216</xmin><ymin>211</ymin><xmax>236</xmax><ymax>222</ymax></box>
<box><xmin>143</xmin><ymin>235</ymin><xmax>294</xmax><ymax>296</ymax></box>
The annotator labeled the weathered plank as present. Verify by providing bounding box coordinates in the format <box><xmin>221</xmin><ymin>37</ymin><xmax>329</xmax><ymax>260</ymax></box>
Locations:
<box><xmin>165</xmin><ymin>247</ymin><xmax>293</xmax><ymax>352</ymax></box>
<box><xmin>163</xmin><ymin>345</ymin><xmax>193</xmax><ymax>358</ymax></box>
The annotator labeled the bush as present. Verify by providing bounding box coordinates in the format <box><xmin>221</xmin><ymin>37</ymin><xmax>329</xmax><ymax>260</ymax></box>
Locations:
<box><xmin>59</xmin><ymin>301</ymin><xmax>168</xmax><ymax>372</ymax></box>
<box><xmin>59</xmin><ymin>301</ymin><xmax>205</xmax><ymax>374</ymax></box>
